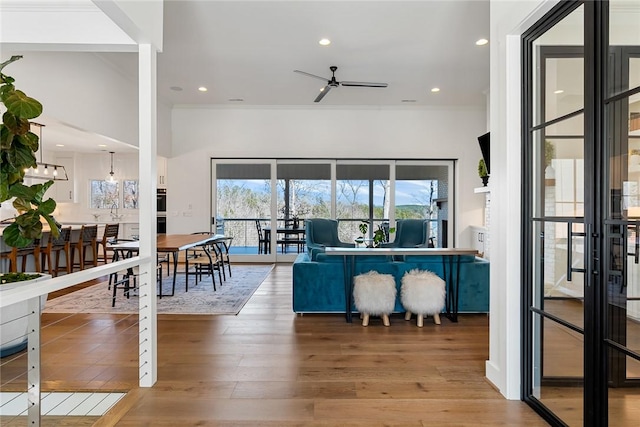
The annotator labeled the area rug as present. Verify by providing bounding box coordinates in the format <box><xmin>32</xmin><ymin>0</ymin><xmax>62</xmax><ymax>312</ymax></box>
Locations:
<box><xmin>43</xmin><ymin>265</ymin><xmax>273</xmax><ymax>315</ymax></box>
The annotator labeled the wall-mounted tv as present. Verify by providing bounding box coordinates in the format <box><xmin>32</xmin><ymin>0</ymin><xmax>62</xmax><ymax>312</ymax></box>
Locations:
<box><xmin>478</xmin><ymin>132</ymin><xmax>490</xmax><ymax>175</ymax></box>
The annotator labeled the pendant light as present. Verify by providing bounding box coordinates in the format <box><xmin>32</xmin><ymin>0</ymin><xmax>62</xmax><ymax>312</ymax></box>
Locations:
<box><xmin>23</xmin><ymin>122</ymin><xmax>69</xmax><ymax>181</ymax></box>
<box><xmin>106</xmin><ymin>151</ymin><xmax>117</xmax><ymax>182</ymax></box>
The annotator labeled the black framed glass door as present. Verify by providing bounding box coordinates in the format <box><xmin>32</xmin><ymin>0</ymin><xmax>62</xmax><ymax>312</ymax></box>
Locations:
<box><xmin>522</xmin><ymin>1</ymin><xmax>640</xmax><ymax>426</ymax></box>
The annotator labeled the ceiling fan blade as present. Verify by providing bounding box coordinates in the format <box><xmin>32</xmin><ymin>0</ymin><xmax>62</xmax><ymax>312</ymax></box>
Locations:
<box><xmin>340</xmin><ymin>81</ymin><xmax>388</xmax><ymax>88</ymax></box>
<box><xmin>314</xmin><ymin>85</ymin><xmax>332</xmax><ymax>102</ymax></box>
<box><xmin>294</xmin><ymin>70</ymin><xmax>329</xmax><ymax>82</ymax></box>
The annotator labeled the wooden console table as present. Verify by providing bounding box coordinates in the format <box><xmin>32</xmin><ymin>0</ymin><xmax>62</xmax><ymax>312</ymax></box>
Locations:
<box><xmin>324</xmin><ymin>247</ymin><xmax>479</xmax><ymax>323</ymax></box>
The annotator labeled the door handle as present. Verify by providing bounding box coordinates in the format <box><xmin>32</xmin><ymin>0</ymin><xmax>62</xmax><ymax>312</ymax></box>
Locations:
<box><xmin>625</xmin><ymin>224</ymin><xmax>639</xmax><ymax>264</ymax></box>
<box><xmin>566</xmin><ymin>222</ymin><xmax>587</xmax><ymax>282</ymax></box>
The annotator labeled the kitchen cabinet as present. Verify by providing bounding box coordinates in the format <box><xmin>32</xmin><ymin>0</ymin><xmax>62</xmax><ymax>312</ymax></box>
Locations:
<box><xmin>471</xmin><ymin>226</ymin><xmax>488</xmax><ymax>259</ymax></box>
<box><xmin>158</xmin><ymin>156</ymin><xmax>167</xmax><ymax>188</ymax></box>
<box><xmin>54</xmin><ymin>156</ymin><xmax>77</xmax><ymax>203</ymax></box>
<box><xmin>123</xmin><ymin>223</ymin><xmax>140</xmax><ymax>240</ymax></box>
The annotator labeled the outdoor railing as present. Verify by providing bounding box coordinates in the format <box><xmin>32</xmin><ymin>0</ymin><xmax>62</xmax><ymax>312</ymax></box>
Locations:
<box><xmin>215</xmin><ymin>217</ymin><xmax>438</xmax><ymax>252</ymax></box>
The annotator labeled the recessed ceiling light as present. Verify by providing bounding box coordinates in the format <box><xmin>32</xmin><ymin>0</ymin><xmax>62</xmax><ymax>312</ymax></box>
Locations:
<box><xmin>319</xmin><ymin>38</ymin><xmax>331</xmax><ymax>46</ymax></box>
<box><xmin>56</xmin><ymin>144</ymin><xmax>65</xmax><ymax>147</ymax></box>
<box><xmin>228</xmin><ymin>98</ymin><xmax>244</xmax><ymax>102</ymax></box>
<box><xmin>554</xmin><ymin>89</ymin><xmax>564</xmax><ymax>94</ymax></box>
<box><xmin>431</xmin><ymin>87</ymin><xmax>440</xmax><ymax>93</ymax></box>
<box><xmin>198</xmin><ymin>86</ymin><xmax>208</xmax><ymax>92</ymax></box>
<box><xmin>170</xmin><ymin>86</ymin><xmax>183</xmax><ymax>91</ymax></box>
<box><xmin>476</xmin><ymin>38</ymin><xmax>489</xmax><ymax>46</ymax></box>
<box><xmin>401</xmin><ymin>100</ymin><xmax>417</xmax><ymax>103</ymax></box>
<box><xmin>98</xmin><ymin>144</ymin><xmax>107</xmax><ymax>147</ymax></box>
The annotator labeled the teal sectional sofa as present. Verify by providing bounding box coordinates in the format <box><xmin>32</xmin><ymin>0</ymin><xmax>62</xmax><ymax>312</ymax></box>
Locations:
<box><xmin>292</xmin><ymin>252</ymin><xmax>489</xmax><ymax>315</ymax></box>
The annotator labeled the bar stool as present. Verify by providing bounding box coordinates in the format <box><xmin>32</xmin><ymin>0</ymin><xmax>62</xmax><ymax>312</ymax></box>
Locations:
<box><xmin>97</xmin><ymin>223</ymin><xmax>120</xmax><ymax>264</ymax></box>
<box><xmin>71</xmin><ymin>225</ymin><xmax>98</xmax><ymax>271</ymax></box>
<box><xmin>0</xmin><ymin>240</ymin><xmax>41</xmax><ymax>273</ymax></box>
<box><xmin>40</xmin><ymin>227</ymin><xmax>72</xmax><ymax>277</ymax></box>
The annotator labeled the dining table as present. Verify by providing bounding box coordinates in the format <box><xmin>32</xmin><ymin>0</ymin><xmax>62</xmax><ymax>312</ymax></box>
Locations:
<box><xmin>108</xmin><ymin>233</ymin><xmax>227</xmax><ymax>297</ymax></box>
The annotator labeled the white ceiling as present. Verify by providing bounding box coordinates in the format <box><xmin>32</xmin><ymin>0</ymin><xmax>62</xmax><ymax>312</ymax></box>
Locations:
<box><xmin>6</xmin><ymin>0</ymin><xmax>491</xmax><ymax>153</ymax></box>
<box><xmin>154</xmin><ymin>0</ymin><xmax>490</xmax><ymax>107</ymax></box>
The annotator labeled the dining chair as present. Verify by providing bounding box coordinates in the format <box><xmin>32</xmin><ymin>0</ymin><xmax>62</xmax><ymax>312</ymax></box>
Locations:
<box><xmin>281</xmin><ymin>219</ymin><xmax>305</xmax><ymax>253</ymax></box>
<box><xmin>215</xmin><ymin>237</ymin><xmax>233</xmax><ymax>278</ymax></box>
<box><xmin>71</xmin><ymin>225</ymin><xmax>98</xmax><ymax>271</ymax></box>
<box><xmin>97</xmin><ymin>223</ymin><xmax>120</xmax><ymax>264</ymax></box>
<box><xmin>188</xmin><ymin>232</ymin><xmax>222</xmax><ymax>290</ymax></box>
<box><xmin>255</xmin><ymin>220</ymin><xmax>269</xmax><ymax>254</ymax></box>
<box><xmin>41</xmin><ymin>227</ymin><xmax>72</xmax><ymax>277</ymax></box>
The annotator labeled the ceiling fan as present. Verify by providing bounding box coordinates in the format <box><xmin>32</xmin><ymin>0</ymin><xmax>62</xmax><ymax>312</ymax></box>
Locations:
<box><xmin>294</xmin><ymin>66</ymin><xmax>388</xmax><ymax>102</ymax></box>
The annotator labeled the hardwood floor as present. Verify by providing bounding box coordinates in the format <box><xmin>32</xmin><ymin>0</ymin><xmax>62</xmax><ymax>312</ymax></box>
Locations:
<box><xmin>1</xmin><ymin>264</ymin><xmax>548</xmax><ymax>426</ymax></box>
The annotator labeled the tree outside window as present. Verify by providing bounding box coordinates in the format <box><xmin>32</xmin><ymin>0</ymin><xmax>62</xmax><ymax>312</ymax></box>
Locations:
<box><xmin>90</xmin><ymin>180</ymin><xmax>118</xmax><ymax>209</ymax></box>
<box><xmin>123</xmin><ymin>180</ymin><xmax>138</xmax><ymax>209</ymax></box>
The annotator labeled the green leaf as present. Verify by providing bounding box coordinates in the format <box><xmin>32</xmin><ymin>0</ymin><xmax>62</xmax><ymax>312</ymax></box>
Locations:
<box><xmin>4</xmin><ymin>89</ymin><xmax>43</xmax><ymax>120</ymax></box>
<box><xmin>0</xmin><ymin>172</ymin><xmax>8</xmax><ymax>202</ymax></box>
<box><xmin>43</xmin><ymin>214</ymin><xmax>60</xmax><ymax>239</ymax></box>
<box><xmin>14</xmin><ymin>211</ymin><xmax>43</xmax><ymax>238</ymax></box>
<box><xmin>17</xmin><ymin>130</ymin><xmax>39</xmax><ymax>152</ymax></box>
<box><xmin>39</xmin><ymin>197</ymin><xmax>56</xmax><ymax>215</ymax></box>
<box><xmin>0</xmin><ymin>124</ymin><xmax>14</xmax><ymax>149</ymax></box>
<box><xmin>2</xmin><ymin>223</ymin><xmax>32</xmax><ymax>248</ymax></box>
<box><xmin>2</xmin><ymin>111</ymin><xmax>30</xmax><ymax>135</ymax></box>
<box><xmin>8</xmin><ymin>182</ymin><xmax>37</xmax><ymax>201</ymax></box>
<box><xmin>7</xmin><ymin>141</ymin><xmax>36</xmax><ymax>172</ymax></box>
<box><xmin>31</xmin><ymin>181</ymin><xmax>53</xmax><ymax>205</ymax></box>
<box><xmin>0</xmin><ymin>81</ymin><xmax>15</xmax><ymax>102</ymax></box>
<box><xmin>12</xmin><ymin>196</ymin><xmax>31</xmax><ymax>212</ymax></box>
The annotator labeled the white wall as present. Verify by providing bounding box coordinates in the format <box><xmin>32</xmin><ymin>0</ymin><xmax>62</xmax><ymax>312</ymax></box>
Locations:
<box><xmin>168</xmin><ymin>106</ymin><xmax>488</xmax><ymax>243</ymax></box>
<box><xmin>488</xmin><ymin>0</ymin><xmax>560</xmax><ymax>399</ymax></box>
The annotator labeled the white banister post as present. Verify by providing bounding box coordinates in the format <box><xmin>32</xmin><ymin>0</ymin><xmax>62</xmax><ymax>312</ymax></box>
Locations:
<box><xmin>138</xmin><ymin>43</ymin><xmax>158</xmax><ymax>387</ymax></box>
<box><xmin>27</xmin><ymin>296</ymin><xmax>41</xmax><ymax>426</ymax></box>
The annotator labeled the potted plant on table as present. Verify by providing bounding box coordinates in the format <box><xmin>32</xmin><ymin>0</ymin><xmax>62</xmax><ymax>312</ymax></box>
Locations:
<box><xmin>1</xmin><ymin>55</ymin><xmax>58</xmax><ymax>357</ymax></box>
<box><xmin>478</xmin><ymin>158</ymin><xmax>489</xmax><ymax>187</ymax></box>
<box><xmin>357</xmin><ymin>221</ymin><xmax>395</xmax><ymax>248</ymax></box>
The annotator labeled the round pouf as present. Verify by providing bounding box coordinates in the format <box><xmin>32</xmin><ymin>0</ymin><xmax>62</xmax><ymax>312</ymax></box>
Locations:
<box><xmin>353</xmin><ymin>271</ymin><xmax>397</xmax><ymax>327</ymax></box>
<box><xmin>400</xmin><ymin>269</ymin><xmax>445</xmax><ymax>327</ymax></box>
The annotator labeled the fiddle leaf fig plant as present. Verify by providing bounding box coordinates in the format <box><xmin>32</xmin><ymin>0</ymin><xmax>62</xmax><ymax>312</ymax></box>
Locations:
<box><xmin>0</xmin><ymin>55</ymin><xmax>59</xmax><ymax>248</ymax></box>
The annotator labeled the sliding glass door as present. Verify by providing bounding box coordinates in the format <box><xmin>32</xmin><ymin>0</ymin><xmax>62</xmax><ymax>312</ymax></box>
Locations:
<box><xmin>214</xmin><ymin>160</ymin><xmax>275</xmax><ymax>262</ymax></box>
<box><xmin>212</xmin><ymin>158</ymin><xmax>455</xmax><ymax>261</ymax></box>
<box><xmin>276</xmin><ymin>161</ymin><xmax>332</xmax><ymax>261</ymax></box>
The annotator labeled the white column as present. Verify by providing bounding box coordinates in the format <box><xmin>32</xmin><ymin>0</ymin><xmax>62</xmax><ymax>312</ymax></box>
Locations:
<box><xmin>138</xmin><ymin>43</ymin><xmax>158</xmax><ymax>387</ymax></box>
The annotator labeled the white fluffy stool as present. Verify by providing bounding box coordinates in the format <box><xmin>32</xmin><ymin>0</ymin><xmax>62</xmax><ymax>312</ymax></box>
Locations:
<box><xmin>353</xmin><ymin>271</ymin><xmax>397</xmax><ymax>327</ymax></box>
<box><xmin>401</xmin><ymin>269</ymin><xmax>445</xmax><ymax>327</ymax></box>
